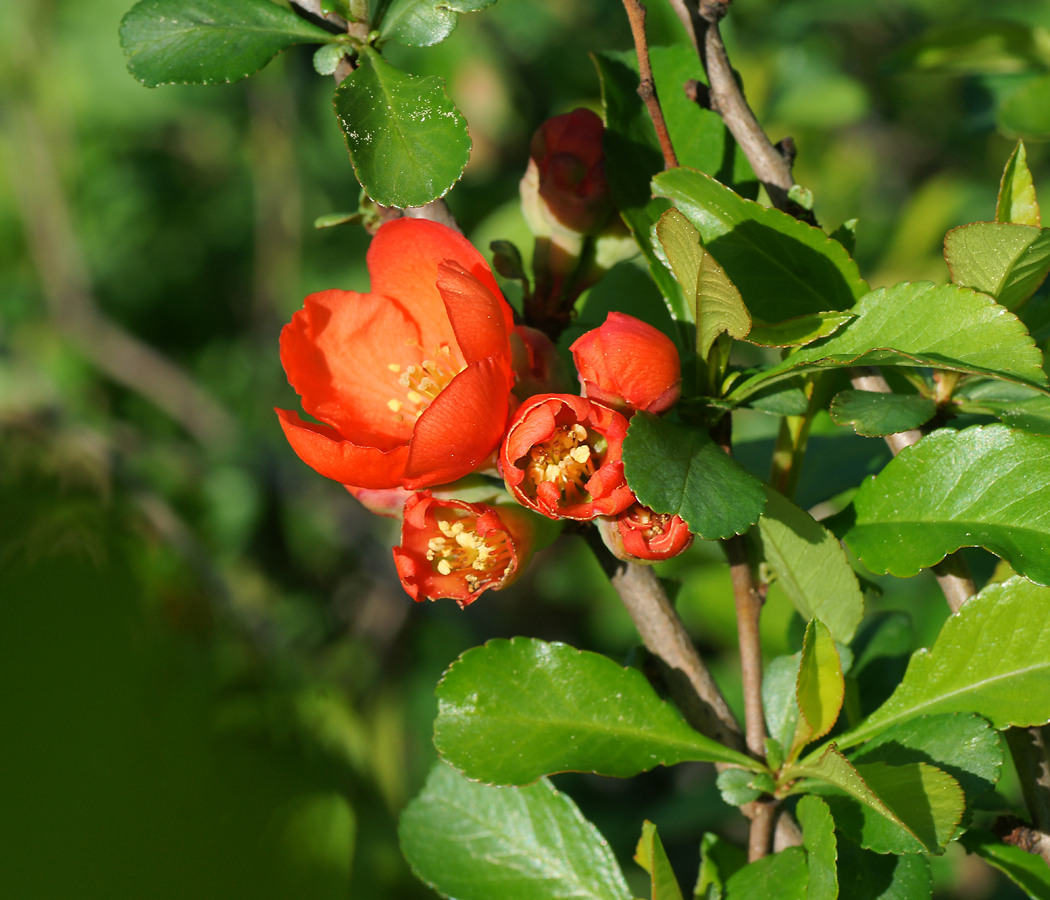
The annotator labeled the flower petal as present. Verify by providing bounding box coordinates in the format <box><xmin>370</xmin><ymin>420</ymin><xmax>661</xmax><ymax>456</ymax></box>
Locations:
<box><xmin>437</xmin><ymin>261</ymin><xmax>514</xmax><ymax>365</ymax></box>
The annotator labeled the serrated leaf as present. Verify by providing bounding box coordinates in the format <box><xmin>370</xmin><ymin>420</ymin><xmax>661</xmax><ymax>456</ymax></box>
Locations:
<box><xmin>944</xmin><ymin>223</ymin><xmax>1050</xmax><ymax>309</ymax></box>
<box><xmin>829</xmin><ymin>390</ymin><xmax>936</xmax><ymax>437</ymax></box>
<box><xmin>954</xmin><ymin>378</ymin><xmax>1050</xmax><ymax>435</ymax></box>
<box><xmin>746</xmin><ymin>313</ymin><xmax>853</xmax><ymax>348</ymax></box>
<box><xmin>333</xmin><ymin>47</ymin><xmax>470</xmax><ymax>208</ymax></box>
<box><xmin>399</xmin><ymin>762</ymin><xmax>632</xmax><ymax>900</ymax></box>
<box><xmin>836</xmin><ymin>838</ymin><xmax>931</xmax><ymax>900</ymax></box>
<box><xmin>724</xmin><ymin>848</ymin><xmax>808</xmax><ymax>900</ymax></box>
<box><xmin>960</xmin><ymin>828</ymin><xmax>1050</xmax><ymax>899</ymax></box>
<box><xmin>753</xmin><ymin>489</ymin><xmax>865</xmax><ymax>644</ymax></box>
<box><xmin>999</xmin><ymin>74</ymin><xmax>1050</xmax><ymax>140</ymax></box>
<box><xmin>655</xmin><ymin>208</ymin><xmax>752</xmax><ymax>357</ymax></box>
<box><xmin>842</xmin><ymin>425</ymin><xmax>1050</xmax><ymax>583</ymax></box>
<box><xmin>636</xmin><ymin>821</ymin><xmax>685</xmax><ymax>900</ymax></box>
<box><xmin>622</xmin><ymin>413</ymin><xmax>767</xmax><ymax>540</ymax></box>
<box><xmin>433</xmin><ymin>637</ymin><xmax>759</xmax><ymax>785</ymax></box>
<box><xmin>378</xmin><ymin>0</ymin><xmax>496</xmax><ymax>47</ymax></box>
<box><xmin>694</xmin><ymin>833</ymin><xmax>747</xmax><ymax>900</ymax></box>
<box><xmin>998</xmin><ymin>141</ymin><xmax>1041</xmax><ymax>227</ymax></box>
<box><xmin>764</xmin><ymin>653</ymin><xmax>802</xmax><ymax>752</ymax></box>
<box><xmin>797</xmin><ymin>796</ymin><xmax>837</xmax><ymax>900</ymax></box>
<box><xmin>728</xmin><ymin>282</ymin><xmax>1048</xmax><ymax>402</ymax></box>
<box><xmin>652</xmin><ymin>167</ymin><xmax>869</xmax><ymax>324</ymax></box>
<box><xmin>120</xmin><ymin>0</ymin><xmax>339</xmax><ymax>87</ymax></box>
<box><xmin>792</xmin><ymin>620</ymin><xmax>845</xmax><ymax>759</ymax></box>
<box><xmin>838</xmin><ymin>576</ymin><xmax>1050</xmax><ymax>748</ymax></box>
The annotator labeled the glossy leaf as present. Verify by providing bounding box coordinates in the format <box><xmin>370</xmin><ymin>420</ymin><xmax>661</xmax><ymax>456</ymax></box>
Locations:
<box><xmin>623</xmin><ymin>413</ymin><xmax>767</xmax><ymax>540</ymax></box>
<box><xmin>652</xmin><ymin>167</ymin><xmax>869</xmax><ymax>323</ymax></box>
<box><xmin>836</xmin><ymin>839</ymin><xmax>931</xmax><ymax>900</ymax></box>
<box><xmin>399</xmin><ymin>762</ymin><xmax>632</xmax><ymax>900</ymax></box>
<box><xmin>746</xmin><ymin>313</ymin><xmax>853</xmax><ymax>348</ymax></box>
<box><xmin>797</xmin><ymin>796</ymin><xmax>838</xmax><ymax>900</ymax></box>
<box><xmin>999</xmin><ymin>74</ymin><xmax>1050</xmax><ymax>140</ymax></box>
<box><xmin>839</xmin><ymin>577</ymin><xmax>1050</xmax><ymax>747</ymax></box>
<box><xmin>764</xmin><ymin>653</ymin><xmax>802</xmax><ymax>751</ymax></box>
<box><xmin>960</xmin><ymin>828</ymin><xmax>1050</xmax><ymax>899</ymax></box>
<box><xmin>944</xmin><ymin>223</ymin><xmax>1050</xmax><ymax>309</ymax></box>
<box><xmin>753</xmin><ymin>489</ymin><xmax>864</xmax><ymax>644</ymax></box>
<box><xmin>120</xmin><ymin>0</ymin><xmax>339</xmax><ymax>87</ymax></box>
<box><xmin>792</xmin><ymin>620</ymin><xmax>845</xmax><ymax>759</ymax></box>
<box><xmin>655</xmin><ymin>209</ymin><xmax>752</xmax><ymax>358</ymax></box>
<box><xmin>378</xmin><ymin>0</ymin><xmax>497</xmax><ymax>47</ymax></box>
<box><xmin>333</xmin><ymin>47</ymin><xmax>470</xmax><ymax>208</ymax></box>
<box><xmin>694</xmin><ymin>834</ymin><xmax>747</xmax><ymax>900</ymax></box>
<box><xmin>829</xmin><ymin>390</ymin><xmax>936</xmax><ymax>437</ymax></box>
<box><xmin>843</xmin><ymin>425</ymin><xmax>1050</xmax><ymax>583</ymax></box>
<box><xmin>997</xmin><ymin>141</ymin><xmax>1041</xmax><ymax>227</ymax></box>
<box><xmin>636</xmin><ymin>821</ymin><xmax>685</xmax><ymax>900</ymax></box>
<box><xmin>954</xmin><ymin>378</ymin><xmax>1050</xmax><ymax>435</ymax></box>
<box><xmin>433</xmin><ymin>637</ymin><xmax>759</xmax><ymax>785</ymax></box>
<box><xmin>729</xmin><ymin>282</ymin><xmax>1048</xmax><ymax>402</ymax></box>
<box><xmin>724</xmin><ymin>848</ymin><xmax>808</xmax><ymax>900</ymax></box>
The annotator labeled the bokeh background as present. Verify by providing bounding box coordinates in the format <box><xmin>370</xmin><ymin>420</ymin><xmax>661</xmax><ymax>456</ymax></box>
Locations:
<box><xmin>2</xmin><ymin>0</ymin><xmax>1049</xmax><ymax>896</ymax></box>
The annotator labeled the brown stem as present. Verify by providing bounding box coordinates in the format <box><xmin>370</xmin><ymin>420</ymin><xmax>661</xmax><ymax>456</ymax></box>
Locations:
<box><xmin>748</xmin><ymin>798</ymin><xmax>777</xmax><ymax>862</ymax></box>
<box><xmin>724</xmin><ymin>535</ymin><xmax>767</xmax><ymax>758</ymax></box>
<box><xmin>622</xmin><ymin>0</ymin><xmax>679</xmax><ymax>169</ymax></box>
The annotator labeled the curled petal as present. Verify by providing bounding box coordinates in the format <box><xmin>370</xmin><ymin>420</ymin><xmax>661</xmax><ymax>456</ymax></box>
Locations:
<box><xmin>437</xmin><ymin>261</ymin><xmax>514</xmax><ymax>365</ymax></box>
<box><xmin>610</xmin><ymin>503</ymin><xmax>694</xmax><ymax>562</ymax></box>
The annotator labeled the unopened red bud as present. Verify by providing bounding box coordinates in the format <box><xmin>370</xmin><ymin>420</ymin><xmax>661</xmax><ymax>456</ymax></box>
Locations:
<box><xmin>614</xmin><ymin>503</ymin><xmax>693</xmax><ymax>562</ymax></box>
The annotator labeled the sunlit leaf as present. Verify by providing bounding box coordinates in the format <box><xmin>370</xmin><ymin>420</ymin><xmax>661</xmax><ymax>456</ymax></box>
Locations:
<box><xmin>377</xmin><ymin>0</ymin><xmax>497</xmax><ymax>47</ymax></box>
<box><xmin>746</xmin><ymin>313</ymin><xmax>853</xmax><ymax>348</ymax></box>
<box><xmin>724</xmin><ymin>848</ymin><xmax>808</xmax><ymax>900</ymax></box>
<box><xmin>797</xmin><ymin>796</ymin><xmax>837</xmax><ymax>900</ymax></box>
<box><xmin>997</xmin><ymin>141</ymin><xmax>1041</xmax><ymax>227</ymax></box>
<box><xmin>791</xmin><ymin>620</ymin><xmax>845</xmax><ymax>759</ymax></box>
<box><xmin>636</xmin><ymin>821</ymin><xmax>685</xmax><ymax>900</ymax></box>
<box><xmin>944</xmin><ymin>222</ymin><xmax>1050</xmax><ymax>310</ymax></box>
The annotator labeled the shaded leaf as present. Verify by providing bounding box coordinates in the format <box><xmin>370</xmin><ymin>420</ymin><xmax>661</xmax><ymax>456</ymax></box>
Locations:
<box><xmin>842</xmin><ymin>425</ymin><xmax>1050</xmax><ymax>583</ymax></box>
<box><xmin>399</xmin><ymin>762</ymin><xmax>632</xmax><ymax>900</ymax></box>
<box><xmin>999</xmin><ymin>74</ymin><xmax>1050</xmax><ymax>140</ymax></box>
<box><xmin>895</xmin><ymin>20</ymin><xmax>1050</xmax><ymax>74</ymax></box>
<box><xmin>434</xmin><ymin>637</ymin><xmax>759</xmax><ymax>785</ymax></box>
<box><xmin>829</xmin><ymin>219</ymin><xmax>858</xmax><ymax>256</ymax></box>
<box><xmin>997</xmin><ymin>141</ymin><xmax>1041</xmax><ymax>227</ymax></box>
<box><xmin>333</xmin><ymin>47</ymin><xmax>470</xmax><ymax>208</ymax></box>
<box><xmin>849</xmin><ymin>613</ymin><xmax>914</xmax><ymax>720</ymax></box>
<box><xmin>378</xmin><ymin>0</ymin><xmax>496</xmax><ymax>47</ymax></box>
<box><xmin>746</xmin><ymin>313</ymin><xmax>853</xmax><ymax>348</ymax></box>
<box><xmin>829</xmin><ymin>390</ymin><xmax>936</xmax><ymax>437</ymax></box>
<box><xmin>792</xmin><ymin>620</ymin><xmax>845</xmax><ymax>759</ymax></box>
<box><xmin>764</xmin><ymin>653</ymin><xmax>802</xmax><ymax>752</ymax></box>
<box><xmin>636</xmin><ymin>821</ymin><xmax>685</xmax><ymax>900</ymax></box>
<box><xmin>120</xmin><ymin>0</ymin><xmax>339</xmax><ymax>87</ymax></box>
<box><xmin>716</xmin><ymin>768</ymin><xmax>770</xmax><ymax>807</ymax></box>
<box><xmin>836</xmin><ymin>839</ymin><xmax>931</xmax><ymax>900</ymax></box>
<box><xmin>797</xmin><ymin>795</ymin><xmax>838</xmax><ymax>900</ymax></box>
<box><xmin>694</xmin><ymin>833</ymin><xmax>747</xmax><ymax>900</ymax></box>
<box><xmin>746</xmin><ymin>381</ymin><xmax>810</xmax><ymax>416</ymax></box>
<box><xmin>724</xmin><ymin>848</ymin><xmax>808</xmax><ymax>900</ymax></box>
<box><xmin>944</xmin><ymin>223</ymin><xmax>1050</xmax><ymax>309</ymax></box>
<box><xmin>954</xmin><ymin>378</ymin><xmax>1050</xmax><ymax>435</ymax></box>
<box><xmin>960</xmin><ymin>828</ymin><xmax>1050</xmax><ymax>899</ymax></box>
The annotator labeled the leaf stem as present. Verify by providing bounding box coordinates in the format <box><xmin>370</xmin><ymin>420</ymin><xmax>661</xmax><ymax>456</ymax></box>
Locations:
<box><xmin>621</xmin><ymin>0</ymin><xmax>679</xmax><ymax>169</ymax></box>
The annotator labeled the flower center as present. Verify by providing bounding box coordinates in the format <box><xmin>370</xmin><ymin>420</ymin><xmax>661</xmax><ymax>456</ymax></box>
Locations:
<box><xmin>524</xmin><ymin>423</ymin><xmax>601</xmax><ymax>501</ymax></box>
<box><xmin>426</xmin><ymin>514</ymin><xmax>512</xmax><ymax>590</ymax></box>
<box><xmin>386</xmin><ymin>344</ymin><xmax>463</xmax><ymax>422</ymax></box>
<box><xmin>623</xmin><ymin>506</ymin><xmax>671</xmax><ymax>538</ymax></box>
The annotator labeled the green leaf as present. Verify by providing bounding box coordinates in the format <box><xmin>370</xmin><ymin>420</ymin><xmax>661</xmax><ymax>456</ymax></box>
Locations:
<box><xmin>895</xmin><ymin>21</ymin><xmax>1050</xmax><ymax>74</ymax></box>
<box><xmin>828</xmin><ymin>390</ymin><xmax>936</xmax><ymax>437</ymax></box>
<box><xmin>728</xmin><ymin>282</ymin><xmax>1048</xmax><ymax>402</ymax></box>
<box><xmin>400</xmin><ymin>763</ymin><xmax>631</xmax><ymax>900</ymax></box>
<box><xmin>694</xmin><ymin>834</ymin><xmax>747</xmax><ymax>900</ymax></box>
<box><xmin>120</xmin><ymin>0</ymin><xmax>340</xmax><ymax>87</ymax></box>
<box><xmin>377</xmin><ymin>0</ymin><xmax>496</xmax><ymax>47</ymax></box>
<box><xmin>792</xmin><ymin>620</ymin><xmax>845</xmax><ymax>759</ymax></box>
<box><xmin>313</xmin><ymin>211</ymin><xmax>361</xmax><ymax>229</ymax></box>
<box><xmin>333</xmin><ymin>47</ymin><xmax>470</xmax><ymax>208</ymax></box>
<box><xmin>836</xmin><ymin>839</ymin><xmax>931</xmax><ymax>900</ymax></box>
<box><xmin>797</xmin><ymin>796</ymin><xmax>838</xmax><ymax>900</ymax></box>
<box><xmin>746</xmin><ymin>313</ymin><xmax>854</xmax><ymax>348</ymax></box>
<box><xmin>849</xmin><ymin>613</ymin><xmax>913</xmax><ymax>720</ymax></box>
<box><xmin>636</xmin><ymin>821</ymin><xmax>685</xmax><ymax>900</ymax></box>
<box><xmin>716</xmin><ymin>768</ymin><xmax>767</xmax><ymax>806</ymax></box>
<box><xmin>764</xmin><ymin>653</ymin><xmax>802</xmax><ymax>751</ymax></box>
<box><xmin>622</xmin><ymin>413</ymin><xmax>767</xmax><ymax>540</ymax></box>
<box><xmin>829</xmin><ymin>219</ymin><xmax>858</xmax><ymax>256</ymax></box>
<box><xmin>837</xmin><ymin>576</ymin><xmax>1050</xmax><ymax>748</ymax></box>
<box><xmin>960</xmin><ymin>828</ymin><xmax>1050</xmax><ymax>899</ymax></box>
<box><xmin>655</xmin><ymin>208</ymin><xmax>752</xmax><ymax>357</ymax></box>
<box><xmin>954</xmin><ymin>378</ymin><xmax>1050</xmax><ymax>435</ymax></box>
<box><xmin>944</xmin><ymin>223</ymin><xmax>1050</xmax><ymax>310</ymax></box>
<box><xmin>652</xmin><ymin>167</ymin><xmax>869</xmax><ymax>324</ymax></box>
<box><xmin>997</xmin><ymin>141</ymin><xmax>1041</xmax><ymax>228</ymax></box>
<box><xmin>433</xmin><ymin>637</ymin><xmax>759</xmax><ymax>785</ymax></box>
<box><xmin>842</xmin><ymin>425</ymin><xmax>1050</xmax><ymax>584</ymax></box>
<box><xmin>724</xmin><ymin>848</ymin><xmax>808</xmax><ymax>900</ymax></box>
<box><xmin>753</xmin><ymin>489</ymin><xmax>865</xmax><ymax>644</ymax></box>
<box><xmin>999</xmin><ymin>74</ymin><xmax>1050</xmax><ymax>140</ymax></box>
<box><xmin>746</xmin><ymin>381</ymin><xmax>810</xmax><ymax>416</ymax></box>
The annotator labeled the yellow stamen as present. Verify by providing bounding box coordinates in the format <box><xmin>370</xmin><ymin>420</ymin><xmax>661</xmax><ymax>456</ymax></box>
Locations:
<box><xmin>524</xmin><ymin>423</ymin><xmax>599</xmax><ymax>502</ymax></box>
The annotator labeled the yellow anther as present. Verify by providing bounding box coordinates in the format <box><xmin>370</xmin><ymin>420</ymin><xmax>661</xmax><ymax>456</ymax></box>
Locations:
<box><xmin>437</xmin><ymin>559</ymin><xmax>453</xmax><ymax>575</ymax></box>
<box><xmin>407</xmin><ymin>391</ymin><xmax>423</xmax><ymax>405</ymax></box>
<box><xmin>388</xmin><ymin>363</ymin><xmax>401</xmax><ymax>373</ymax></box>
<box><xmin>388</xmin><ymin>399</ymin><xmax>403</xmax><ymax>412</ymax></box>
<box><xmin>570</xmin><ymin>446</ymin><xmax>591</xmax><ymax>464</ymax></box>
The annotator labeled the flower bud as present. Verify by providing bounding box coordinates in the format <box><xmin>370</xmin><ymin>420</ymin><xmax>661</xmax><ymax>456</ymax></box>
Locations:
<box><xmin>570</xmin><ymin>312</ymin><xmax>682</xmax><ymax>416</ymax></box>
<box><xmin>603</xmin><ymin>502</ymin><xmax>693</xmax><ymax>563</ymax></box>
<box><xmin>510</xmin><ymin>325</ymin><xmax>573</xmax><ymax>400</ymax></box>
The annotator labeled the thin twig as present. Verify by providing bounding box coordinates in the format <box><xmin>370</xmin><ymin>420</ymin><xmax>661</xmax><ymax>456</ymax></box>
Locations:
<box><xmin>622</xmin><ymin>0</ymin><xmax>679</xmax><ymax>169</ymax></box>
<box><xmin>724</xmin><ymin>535</ymin><xmax>767</xmax><ymax>758</ymax></box>
<box><xmin>748</xmin><ymin>798</ymin><xmax>777</xmax><ymax>862</ymax></box>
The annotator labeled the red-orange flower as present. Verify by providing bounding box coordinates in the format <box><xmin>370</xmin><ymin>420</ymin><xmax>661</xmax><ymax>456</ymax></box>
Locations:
<box><xmin>392</xmin><ymin>492</ymin><xmax>536</xmax><ymax>607</ymax></box>
<box><xmin>614</xmin><ymin>503</ymin><xmax>693</xmax><ymax>562</ymax></box>
<box><xmin>570</xmin><ymin>312</ymin><xmax>681</xmax><ymax>415</ymax></box>
<box><xmin>500</xmin><ymin>393</ymin><xmax>635</xmax><ymax>520</ymax></box>
<box><xmin>277</xmin><ymin>219</ymin><xmax>516</xmax><ymax>491</ymax></box>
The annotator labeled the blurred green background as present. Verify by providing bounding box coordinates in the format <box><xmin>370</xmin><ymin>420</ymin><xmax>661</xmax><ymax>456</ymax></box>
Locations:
<box><xmin>1</xmin><ymin>0</ymin><xmax>1048</xmax><ymax>896</ymax></box>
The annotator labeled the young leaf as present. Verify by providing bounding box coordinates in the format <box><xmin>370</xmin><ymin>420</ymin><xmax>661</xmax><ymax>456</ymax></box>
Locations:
<box><xmin>745</xmin><ymin>313</ymin><xmax>853</xmax><ymax>348</ymax></box>
<box><xmin>997</xmin><ymin>141</ymin><xmax>1041</xmax><ymax>227</ymax></box>
<box><xmin>954</xmin><ymin>377</ymin><xmax>1050</xmax><ymax>435</ymax></box>
<box><xmin>796</xmin><ymin>796</ymin><xmax>837</xmax><ymax>900</ymax></box>
<box><xmin>652</xmin><ymin>167</ymin><xmax>869</xmax><ymax>323</ymax></box>
<box><xmin>655</xmin><ymin>208</ymin><xmax>752</xmax><ymax>358</ymax></box>
<box><xmin>716</xmin><ymin>768</ymin><xmax>768</xmax><ymax>807</ymax></box>
<box><xmin>763</xmin><ymin>653</ymin><xmax>802</xmax><ymax>751</ymax></box>
<box><xmin>838</xmin><ymin>576</ymin><xmax>1050</xmax><ymax>747</ymax></box>
<box><xmin>753</xmin><ymin>489</ymin><xmax>865</xmax><ymax>644</ymax></box>
<box><xmin>728</xmin><ymin>282</ymin><xmax>1048</xmax><ymax>402</ymax></box>
<box><xmin>843</xmin><ymin>425</ymin><xmax>1050</xmax><ymax>583</ymax></box>
<box><xmin>724</xmin><ymin>848</ymin><xmax>808</xmax><ymax>900</ymax></box>
<box><xmin>694</xmin><ymin>833</ymin><xmax>747</xmax><ymax>900</ymax></box>
<box><xmin>377</xmin><ymin>0</ymin><xmax>497</xmax><ymax>47</ymax></box>
<box><xmin>399</xmin><ymin>762</ymin><xmax>632</xmax><ymax>900</ymax></box>
<box><xmin>791</xmin><ymin>620</ymin><xmax>845</xmax><ymax>759</ymax></box>
<box><xmin>836</xmin><ymin>838</ymin><xmax>931</xmax><ymax>900</ymax></box>
<box><xmin>960</xmin><ymin>828</ymin><xmax>1050</xmax><ymax>899</ymax></box>
<box><xmin>433</xmin><ymin>637</ymin><xmax>760</xmax><ymax>785</ymax></box>
<box><xmin>120</xmin><ymin>0</ymin><xmax>340</xmax><ymax>87</ymax></box>
<box><xmin>636</xmin><ymin>821</ymin><xmax>685</xmax><ymax>900</ymax></box>
<box><xmin>828</xmin><ymin>390</ymin><xmax>936</xmax><ymax>438</ymax></box>
<box><xmin>622</xmin><ymin>413</ymin><xmax>767</xmax><ymax>540</ymax></box>
<box><xmin>944</xmin><ymin>223</ymin><xmax>1050</xmax><ymax>309</ymax></box>
<box><xmin>333</xmin><ymin>47</ymin><xmax>470</xmax><ymax>208</ymax></box>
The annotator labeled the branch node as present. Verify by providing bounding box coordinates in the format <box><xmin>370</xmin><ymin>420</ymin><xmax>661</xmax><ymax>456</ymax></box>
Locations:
<box><xmin>684</xmin><ymin>78</ymin><xmax>713</xmax><ymax>111</ymax></box>
<box><xmin>775</xmin><ymin>136</ymin><xmax>797</xmax><ymax>168</ymax></box>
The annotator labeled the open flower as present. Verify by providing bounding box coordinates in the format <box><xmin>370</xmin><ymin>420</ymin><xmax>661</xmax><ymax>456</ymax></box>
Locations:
<box><xmin>500</xmin><ymin>393</ymin><xmax>634</xmax><ymax>520</ymax></box>
<box><xmin>277</xmin><ymin>219</ymin><xmax>516</xmax><ymax>491</ymax></box>
<box><xmin>392</xmin><ymin>492</ymin><xmax>536</xmax><ymax>606</ymax></box>
<box><xmin>570</xmin><ymin>312</ymin><xmax>681</xmax><ymax>415</ymax></box>
<box><xmin>600</xmin><ymin>502</ymin><xmax>693</xmax><ymax>562</ymax></box>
